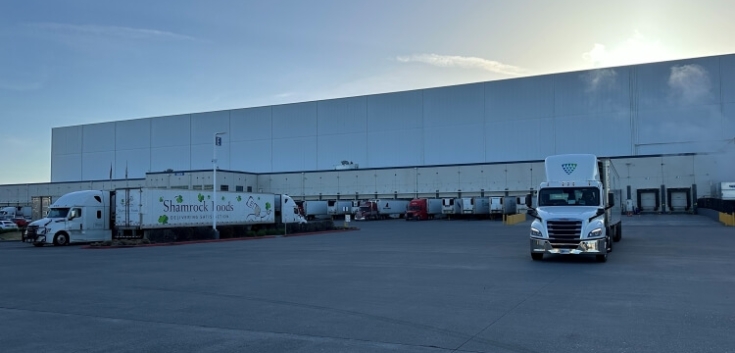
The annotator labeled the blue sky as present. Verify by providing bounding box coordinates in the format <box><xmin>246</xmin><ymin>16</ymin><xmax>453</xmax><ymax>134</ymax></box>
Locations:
<box><xmin>1</xmin><ymin>0</ymin><xmax>734</xmax><ymax>184</ymax></box>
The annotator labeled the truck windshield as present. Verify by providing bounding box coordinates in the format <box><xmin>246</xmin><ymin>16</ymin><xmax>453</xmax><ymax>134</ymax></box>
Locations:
<box><xmin>408</xmin><ymin>205</ymin><xmax>421</xmax><ymax>211</ymax></box>
<box><xmin>359</xmin><ymin>206</ymin><xmax>370</xmax><ymax>212</ymax></box>
<box><xmin>538</xmin><ymin>187</ymin><xmax>600</xmax><ymax>207</ymax></box>
<box><xmin>47</xmin><ymin>208</ymin><xmax>70</xmax><ymax>218</ymax></box>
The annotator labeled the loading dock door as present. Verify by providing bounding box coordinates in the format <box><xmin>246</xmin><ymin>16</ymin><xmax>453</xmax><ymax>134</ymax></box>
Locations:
<box><xmin>640</xmin><ymin>192</ymin><xmax>657</xmax><ymax>211</ymax></box>
<box><xmin>670</xmin><ymin>192</ymin><xmax>688</xmax><ymax>211</ymax></box>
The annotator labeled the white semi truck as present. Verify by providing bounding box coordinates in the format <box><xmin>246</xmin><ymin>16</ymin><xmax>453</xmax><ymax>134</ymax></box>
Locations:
<box><xmin>24</xmin><ymin>188</ymin><xmax>305</xmax><ymax>247</ymax></box>
<box><xmin>526</xmin><ymin>154</ymin><xmax>622</xmax><ymax>262</ymax></box>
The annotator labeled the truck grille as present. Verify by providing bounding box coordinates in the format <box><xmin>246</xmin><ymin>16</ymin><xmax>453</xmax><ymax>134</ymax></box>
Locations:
<box><xmin>25</xmin><ymin>225</ymin><xmax>38</xmax><ymax>240</ymax></box>
<box><xmin>547</xmin><ymin>220</ymin><xmax>582</xmax><ymax>242</ymax></box>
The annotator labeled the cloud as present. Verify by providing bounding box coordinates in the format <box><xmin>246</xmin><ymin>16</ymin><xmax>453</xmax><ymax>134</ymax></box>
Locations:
<box><xmin>582</xmin><ymin>31</ymin><xmax>668</xmax><ymax>68</ymax></box>
<box><xmin>27</xmin><ymin>23</ymin><xmax>197</xmax><ymax>41</ymax></box>
<box><xmin>580</xmin><ymin>68</ymin><xmax>617</xmax><ymax>92</ymax></box>
<box><xmin>396</xmin><ymin>53</ymin><xmax>528</xmax><ymax>76</ymax></box>
<box><xmin>668</xmin><ymin>64</ymin><xmax>712</xmax><ymax>105</ymax></box>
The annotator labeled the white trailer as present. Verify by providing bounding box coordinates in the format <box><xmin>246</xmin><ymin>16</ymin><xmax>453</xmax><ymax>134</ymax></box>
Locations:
<box><xmin>490</xmin><ymin>197</ymin><xmax>504</xmax><ymax>216</ymax></box>
<box><xmin>327</xmin><ymin>200</ymin><xmax>354</xmax><ymax>216</ymax></box>
<box><xmin>442</xmin><ymin>198</ymin><xmax>461</xmax><ymax>215</ymax></box>
<box><xmin>25</xmin><ymin>188</ymin><xmax>305</xmax><ymax>247</ymax></box>
<box><xmin>378</xmin><ymin>199</ymin><xmax>409</xmax><ymax>218</ymax></box>
<box><xmin>470</xmin><ymin>197</ymin><xmax>490</xmax><ymax>215</ymax></box>
<box><xmin>717</xmin><ymin>182</ymin><xmax>735</xmax><ymax>200</ymax></box>
<box><xmin>459</xmin><ymin>198</ymin><xmax>473</xmax><ymax>215</ymax></box>
<box><xmin>0</xmin><ymin>206</ymin><xmax>32</xmax><ymax>220</ymax></box>
<box><xmin>502</xmin><ymin>196</ymin><xmax>518</xmax><ymax>215</ymax></box>
<box><xmin>297</xmin><ymin>200</ymin><xmax>329</xmax><ymax>220</ymax></box>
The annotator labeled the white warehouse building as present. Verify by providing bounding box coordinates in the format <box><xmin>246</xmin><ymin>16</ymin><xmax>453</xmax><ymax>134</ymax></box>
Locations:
<box><xmin>2</xmin><ymin>54</ymin><xmax>734</xmax><ymax>216</ymax></box>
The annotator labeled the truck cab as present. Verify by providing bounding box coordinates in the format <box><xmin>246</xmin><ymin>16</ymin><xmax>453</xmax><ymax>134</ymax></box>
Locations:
<box><xmin>25</xmin><ymin>190</ymin><xmax>113</xmax><ymax>246</ymax></box>
<box><xmin>526</xmin><ymin>154</ymin><xmax>622</xmax><ymax>262</ymax></box>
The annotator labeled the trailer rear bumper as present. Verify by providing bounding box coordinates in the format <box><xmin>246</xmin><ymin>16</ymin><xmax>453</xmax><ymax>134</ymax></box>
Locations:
<box><xmin>530</xmin><ymin>238</ymin><xmax>606</xmax><ymax>255</ymax></box>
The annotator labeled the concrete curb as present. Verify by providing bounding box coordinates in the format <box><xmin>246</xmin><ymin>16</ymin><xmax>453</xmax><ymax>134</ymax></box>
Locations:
<box><xmin>81</xmin><ymin>228</ymin><xmax>359</xmax><ymax>249</ymax></box>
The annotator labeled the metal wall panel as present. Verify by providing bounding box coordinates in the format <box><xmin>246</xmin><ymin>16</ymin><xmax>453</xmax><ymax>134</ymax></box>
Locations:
<box><xmin>366</xmin><ymin>129</ymin><xmax>422</xmax><ymax>168</ymax></box>
<box><xmin>51</xmin><ymin>154</ymin><xmax>82</xmax><ymax>182</ymax></box>
<box><xmin>151</xmin><ymin>146</ymin><xmax>190</xmax><ymax>172</ymax></box>
<box><xmin>52</xmin><ymin>126</ymin><xmax>83</xmax><ymax>155</ymax></box>
<box><xmin>432</xmin><ymin>166</ymin><xmax>460</xmax><ymax>193</ymax></box>
<box><xmin>424</xmin><ymin>124</ymin><xmax>484</xmax><ymax>165</ymax></box>
<box><xmin>230</xmin><ymin>107</ymin><xmax>272</xmax><ymax>142</ymax></box>
<box><xmin>115</xmin><ymin>119</ymin><xmax>151</xmax><ymax>150</ymax></box>
<box><xmin>151</xmin><ymin>114</ymin><xmax>191</xmax><ymax>148</ymax></box>
<box><xmin>723</xmin><ymin>103</ymin><xmax>735</xmax><ymax>142</ymax></box>
<box><xmin>555</xmin><ymin>113</ymin><xmax>631</xmax><ymax>156</ymax></box>
<box><xmin>554</xmin><ymin>68</ymin><xmax>630</xmax><ymax>117</ymax></box>
<box><xmin>637</xmin><ymin>57</ymin><xmax>720</xmax><ymax>111</ymax></box>
<box><xmin>82</xmin><ymin>122</ymin><xmax>116</xmax><ymax>153</ymax></box>
<box><xmin>485</xmin><ymin>119</ymin><xmax>554</xmax><ymax>162</ymax></box>
<box><xmin>272</xmin><ymin>102</ymin><xmax>317</xmax><ymax>139</ymax></box>
<box><xmin>191</xmin><ymin>111</ymin><xmax>230</xmax><ymax>145</ymax></box>
<box><xmin>637</xmin><ymin>105</ymin><xmax>723</xmax><ymax>146</ymax></box>
<box><xmin>272</xmin><ymin>136</ymin><xmax>317</xmax><ymax>171</ymax></box>
<box><xmin>114</xmin><ymin>149</ymin><xmax>150</xmax><ymax>179</ymax></box>
<box><xmin>367</xmin><ymin>90</ymin><xmax>423</xmax><ymax>133</ymax></box>
<box><xmin>316</xmin><ymin>132</ymin><xmax>367</xmax><ymax>170</ymax></box>
<box><xmin>423</xmin><ymin>83</ymin><xmax>484</xmax><ymax>128</ymax></box>
<box><xmin>191</xmin><ymin>143</ymin><xmax>230</xmax><ymax>170</ymax></box>
<box><xmin>230</xmin><ymin>140</ymin><xmax>271</xmax><ymax>173</ymax></box>
<box><xmin>485</xmin><ymin>75</ymin><xmax>554</xmax><ymax>121</ymax></box>
<box><xmin>317</xmin><ymin>96</ymin><xmax>367</xmax><ymax>135</ymax></box>
<box><xmin>722</xmin><ymin>55</ymin><xmax>735</xmax><ymax>103</ymax></box>
<box><xmin>81</xmin><ymin>151</ymin><xmax>115</xmax><ymax>180</ymax></box>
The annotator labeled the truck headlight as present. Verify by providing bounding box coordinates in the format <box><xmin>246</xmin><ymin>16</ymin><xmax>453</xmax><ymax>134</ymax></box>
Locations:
<box><xmin>587</xmin><ymin>228</ymin><xmax>603</xmax><ymax>239</ymax></box>
<box><xmin>530</xmin><ymin>227</ymin><xmax>542</xmax><ymax>237</ymax></box>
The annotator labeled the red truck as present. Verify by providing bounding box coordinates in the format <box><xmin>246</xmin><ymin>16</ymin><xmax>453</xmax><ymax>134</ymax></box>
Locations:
<box><xmin>405</xmin><ymin>198</ymin><xmax>443</xmax><ymax>220</ymax></box>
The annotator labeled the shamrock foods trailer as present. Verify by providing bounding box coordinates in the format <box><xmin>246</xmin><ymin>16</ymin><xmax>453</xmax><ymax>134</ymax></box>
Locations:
<box><xmin>25</xmin><ymin>188</ymin><xmax>304</xmax><ymax>246</ymax></box>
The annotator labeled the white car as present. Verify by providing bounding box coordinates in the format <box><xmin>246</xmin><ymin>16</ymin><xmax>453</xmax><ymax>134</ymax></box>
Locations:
<box><xmin>0</xmin><ymin>220</ymin><xmax>19</xmax><ymax>230</ymax></box>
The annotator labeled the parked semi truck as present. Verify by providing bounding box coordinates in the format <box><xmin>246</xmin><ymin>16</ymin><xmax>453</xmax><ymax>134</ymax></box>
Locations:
<box><xmin>355</xmin><ymin>199</ymin><xmax>409</xmax><ymax>220</ymax></box>
<box><xmin>25</xmin><ymin>188</ymin><xmax>305</xmax><ymax>247</ymax></box>
<box><xmin>405</xmin><ymin>198</ymin><xmax>442</xmax><ymax>220</ymax></box>
<box><xmin>526</xmin><ymin>154</ymin><xmax>622</xmax><ymax>262</ymax></box>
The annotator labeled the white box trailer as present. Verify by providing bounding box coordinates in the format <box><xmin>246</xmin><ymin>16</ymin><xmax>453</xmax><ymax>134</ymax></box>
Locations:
<box><xmin>296</xmin><ymin>200</ymin><xmax>329</xmax><ymax>220</ymax></box>
<box><xmin>378</xmin><ymin>199</ymin><xmax>409</xmax><ymax>217</ymax></box>
<box><xmin>0</xmin><ymin>206</ymin><xmax>32</xmax><ymax>220</ymax></box>
<box><xmin>457</xmin><ymin>198</ymin><xmax>473</xmax><ymax>214</ymax></box>
<box><xmin>442</xmin><ymin>198</ymin><xmax>461</xmax><ymax>214</ymax></box>
<box><xmin>490</xmin><ymin>197</ymin><xmax>503</xmax><ymax>215</ymax></box>
<box><xmin>115</xmin><ymin>188</ymin><xmax>299</xmax><ymax>229</ymax></box>
<box><xmin>327</xmin><ymin>200</ymin><xmax>354</xmax><ymax>216</ymax></box>
<box><xmin>470</xmin><ymin>197</ymin><xmax>490</xmax><ymax>215</ymax></box>
<box><xmin>490</xmin><ymin>196</ymin><xmax>518</xmax><ymax>215</ymax></box>
<box><xmin>719</xmin><ymin>182</ymin><xmax>735</xmax><ymax>200</ymax></box>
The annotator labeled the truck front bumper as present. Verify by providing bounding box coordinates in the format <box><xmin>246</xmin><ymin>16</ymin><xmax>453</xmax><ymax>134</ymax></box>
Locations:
<box><xmin>530</xmin><ymin>237</ymin><xmax>606</xmax><ymax>255</ymax></box>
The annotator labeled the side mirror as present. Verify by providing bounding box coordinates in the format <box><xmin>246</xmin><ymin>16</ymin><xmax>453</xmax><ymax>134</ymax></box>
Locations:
<box><xmin>525</xmin><ymin>194</ymin><xmax>533</xmax><ymax>208</ymax></box>
<box><xmin>607</xmin><ymin>193</ymin><xmax>615</xmax><ymax>207</ymax></box>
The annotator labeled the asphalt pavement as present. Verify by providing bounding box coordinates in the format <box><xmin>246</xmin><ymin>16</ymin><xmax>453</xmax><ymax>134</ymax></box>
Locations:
<box><xmin>1</xmin><ymin>214</ymin><xmax>733</xmax><ymax>353</ymax></box>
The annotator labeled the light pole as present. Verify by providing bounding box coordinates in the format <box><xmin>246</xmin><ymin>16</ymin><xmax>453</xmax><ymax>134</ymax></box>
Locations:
<box><xmin>213</xmin><ymin>131</ymin><xmax>226</xmax><ymax>239</ymax></box>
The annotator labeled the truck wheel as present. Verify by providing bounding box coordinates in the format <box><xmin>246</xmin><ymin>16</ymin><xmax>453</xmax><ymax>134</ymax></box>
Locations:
<box><xmin>613</xmin><ymin>224</ymin><xmax>622</xmax><ymax>242</ymax></box>
<box><xmin>53</xmin><ymin>233</ymin><xmax>69</xmax><ymax>246</ymax></box>
<box><xmin>531</xmin><ymin>253</ymin><xmax>543</xmax><ymax>261</ymax></box>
